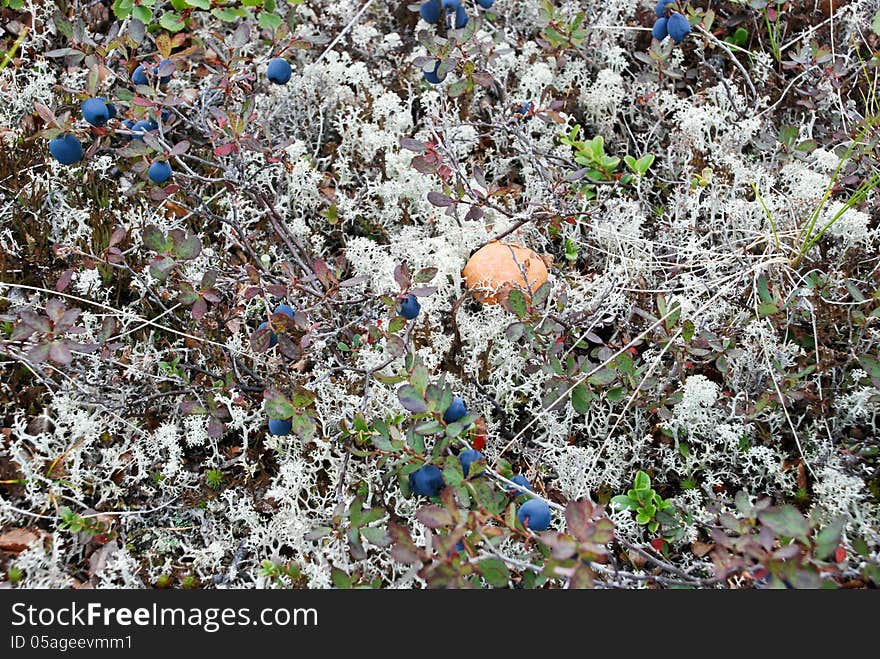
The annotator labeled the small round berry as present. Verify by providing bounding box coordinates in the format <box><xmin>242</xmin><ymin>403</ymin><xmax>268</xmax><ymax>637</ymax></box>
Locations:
<box><xmin>459</xmin><ymin>449</ymin><xmax>484</xmax><ymax>478</ymax></box>
<box><xmin>506</xmin><ymin>474</ymin><xmax>533</xmax><ymax>495</ymax></box>
<box><xmin>517</xmin><ymin>499</ymin><xmax>551</xmax><ymax>531</ymax></box>
<box><xmin>443</xmin><ymin>396</ymin><xmax>468</xmax><ymax>424</ymax></box>
<box><xmin>48</xmin><ymin>134</ymin><xmax>83</xmax><ymax>165</ymax></box>
<box><xmin>268</xmin><ymin>418</ymin><xmax>292</xmax><ymax>436</ymax></box>
<box><xmin>655</xmin><ymin>0</ymin><xmax>674</xmax><ymax>17</ymax></box>
<box><xmin>267</xmin><ymin>58</ymin><xmax>292</xmax><ymax>85</ymax></box>
<box><xmin>273</xmin><ymin>304</ymin><xmax>296</xmax><ymax>319</ymax></box>
<box><xmin>257</xmin><ymin>321</ymin><xmax>278</xmax><ymax>348</ymax></box>
<box><xmin>419</xmin><ymin>0</ymin><xmax>441</xmax><ymax>23</ymax></box>
<box><xmin>400</xmin><ymin>294</ymin><xmax>421</xmax><ymax>320</ymax></box>
<box><xmin>130</xmin><ymin>120</ymin><xmax>154</xmax><ymax>140</ymax></box>
<box><xmin>667</xmin><ymin>12</ymin><xmax>691</xmax><ymax>43</ymax></box>
<box><xmin>148</xmin><ymin>160</ymin><xmax>172</xmax><ymax>184</ymax></box>
<box><xmin>652</xmin><ymin>17</ymin><xmax>669</xmax><ymax>41</ymax></box>
<box><xmin>453</xmin><ymin>4</ymin><xmax>468</xmax><ymax>29</ymax></box>
<box><xmin>81</xmin><ymin>97</ymin><xmax>110</xmax><ymax>127</ymax></box>
<box><xmin>131</xmin><ymin>65</ymin><xmax>149</xmax><ymax>86</ymax></box>
<box><xmin>408</xmin><ymin>464</ymin><xmax>445</xmax><ymax>497</ymax></box>
<box><xmin>423</xmin><ymin>59</ymin><xmax>444</xmax><ymax>85</ymax></box>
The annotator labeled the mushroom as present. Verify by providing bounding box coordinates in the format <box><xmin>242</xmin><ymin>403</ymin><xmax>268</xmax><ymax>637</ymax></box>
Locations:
<box><xmin>463</xmin><ymin>241</ymin><xmax>549</xmax><ymax>304</ymax></box>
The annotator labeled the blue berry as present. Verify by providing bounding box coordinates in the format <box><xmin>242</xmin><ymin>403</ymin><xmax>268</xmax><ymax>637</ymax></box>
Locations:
<box><xmin>453</xmin><ymin>4</ymin><xmax>468</xmax><ymax>29</ymax></box>
<box><xmin>160</xmin><ymin>108</ymin><xmax>171</xmax><ymax>122</ymax></box>
<box><xmin>423</xmin><ymin>59</ymin><xmax>444</xmax><ymax>85</ymax></box>
<box><xmin>459</xmin><ymin>449</ymin><xmax>484</xmax><ymax>478</ymax></box>
<box><xmin>106</xmin><ymin>102</ymin><xmax>117</xmax><ymax>119</ymax></box>
<box><xmin>267</xmin><ymin>58</ymin><xmax>292</xmax><ymax>85</ymax></box>
<box><xmin>81</xmin><ymin>97</ymin><xmax>110</xmax><ymax>127</ymax></box>
<box><xmin>667</xmin><ymin>12</ymin><xmax>691</xmax><ymax>43</ymax></box>
<box><xmin>454</xmin><ymin>539</ymin><xmax>465</xmax><ymax>552</ymax></box>
<box><xmin>130</xmin><ymin>120</ymin><xmax>154</xmax><ymax>140</ymax></box>
<box><xmin>507</xmin><ymin>474</ymin><xmax>532</xmax><ymax>494</ymax></box>
<box><xmin>443</xmin><ymin>396</ymin><xmax>467</xmax><ymax>424</ymax></box>
<box><xmin>408</xmin><ymin>464</ymin><xmax>444</xmax><ymax>497</ymax></box>
<box><xmin>517</xmin><ymin>499</ymin><xmax>551</xmax><ymax>531</ymax></box>
<box><xmin>48</xmin><ymin>134</ymin><xmax>83</xmax><ymax>165</ymax></box>
<box><xmin>652</xmin><ymin>17</ymin><xmax>668</xmax><ymax>40</ymax></box>
<box><xmin>477</xmin><ymin>0</ymin><xmax>494</xmax><ymax>7</ymax></box>
<box><xmin>441</xmin><ymin>0</ymin><xmax>461</xmax><ymax>9</ymax></box>
<box><xmin>257</xmin><ymin>321</ymin><xmax>278</xmax><ymax>347</ymax></box>
<box><xmin>131</xmin><ymin>65</ymin><xmax>148</xmax><ymax>86</ymax></box>
<box><xmin>268</xmin><ymin>418</ymin><xmax>292</xmax><ymax>436</ymax></box>
<box><xmin>400</xmin><ymin>294</ymin><xmax>420</xmax><ymax>320</ymax></box>
<box><xmin>148</xmin><ymin>161</ymin><xmax>172</xmax><ymax>184</ymax></box>
<box><xmin>419</xmin><ymin>0</ymin><xmax>441</xmax><ymax>23</ymax></box>
<box><xmin>273</xmin><ymin>304</ymin><xmax>295</xmax><ymax>319</ymax></box>
<box><xmin>655</xmin><ymin>0</ymin><xmax>674</xmax><ymax>17</ymax></box>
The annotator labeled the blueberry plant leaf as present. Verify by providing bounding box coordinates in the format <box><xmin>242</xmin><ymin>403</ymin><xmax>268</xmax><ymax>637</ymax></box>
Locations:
<box><xmin>263</xmin><ymin>388</ymin><xmax>295</xmax><ymax>420</ymax></box>
<box><xmin>397</xmin><ymin>384</ymin><xmax>428</xmax><ymax>413</ymax></box>
<box><xmin>758</xmin><ymin>505</ymin><xmax>810</xmax><ymax>541</ymax></box>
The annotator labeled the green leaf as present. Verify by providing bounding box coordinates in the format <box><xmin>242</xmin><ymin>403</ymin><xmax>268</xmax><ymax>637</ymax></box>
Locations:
<box><xmin>477</xmin><ymin>559</ymin><xmax>509</xmax><ymax>587</ymax></box>
<box><xmin>571</xmin><ymin>383</ymin><xmax>590</xmax><ymax>414</ymax></box>
<box><xmin>587</xmin><ymin>369</ymin><xmax>616</xmax><ymax>386</ymax></box>
<box><xmin>149</xmin><ymin>255</ymin><xmax>176</xmax><ymax>281</ymax></box>
<box><xmin>212</xmin><ymin>7</ymin><xmax>239</xmax><ymax>21</ymax></box>
<box><xmin>414</xmin><ymin>420</ymin><xmax>442</xmax><ymax>436</ymax></box>
<box><xmin>291</xmin><ymin>386</ymin><xmax>315</xmax><ymax>408</ymax></box>
<box><xmin>331</xmin><ymin>569</ymin><xmax>351</xmax><ymax>589</ymax></box>
<box><xmin>633</xmin><ymin>470</ymin><xmax>651</xmax><ymax>493</ymax></box>
<box><xmin>142</xmin><ymin>225</ymin><xmax>170</xmax><ymax>253</ymax></box>
<box><xmin>447</xmin><ymin>79</ymin><xmax>468</xmax><ymax>97</ymax></box>
<box><xmin>758</xmin><ymin>505</ymin><xmax>810</xmax><ymax>540</ymax></box>
<box><xmin>112</xmin><ymin>0</ymin><xmax>134</xmax><ymax>19</ymax></box>
<box><xmin>814</xmin><ymin>517</ymin><xmax>845</xmax><ymax>561</ymax></box>
<box><xmin>758</xmin><ymin>302</ymin><xmax>779</xmax><ymax>318</ymax></box>
<box><xmin>360</xmin><ymin>526</ymin><xmax>390</xmax><ymax>547</ymax></box>
<box><xmin>445</xmin><ymin>422</ymin><xmax>465</xmax><ymax>438</ymax></box>
<box><xmin>507</xmin><ymin>288</ymin><xmax>528</xmax><ymax>319</ymax></box>
<box><xmin>682</xmin><ymin>319</ymin><xmax>695</xmax><ymax>342</ymax></box>
<box><xmin>858</xmin><ymin>355</ymin><xmax>880</xmax><ymax>379</ymax></box>
<box><xmin>397</xmin><ymin>384</ymin><xmax>427</xmax><ymax>414</ymax></box>
<box><xmin>186</xmin><ymin>0</ymin><xmax>211</xmax><ymax>8</ymax></box>
<box><xmin>387</xmin><ymin>316</ymin><xmax>406</xmax><ymax>333</ymax></box>
<box><xmin>410</xmin><ymin>361</ymin><xmax>429</xmax><ymax>397</ymax></box>
<box><xmin>170</xmin><ymin>230</ymin><xmax>201</xmax><ymax>260</ymax></box>
<box><xmin>263</xmin><ymin>388</ymin><xmax>295</xmax><ymax>420</ymax></box>
<box><xmin>159</xmin><ymin>11</ymin><xmax>185</xmax><ymax>31</ymax></box>
<box><xmin>873</xmin><ymin>10</ymin><xmax>880</xmax><ymax>36</ymax></box>
<box><xmin>610</xmin><ymin>495</ymin><xmax>633</xmax><ymax>511</ymax></box>
<box><xmin>258</xmin><ymin>12</ymin><xmax>283</xmax><ymax>30</ymax></box>
<box><xmin>131</xmin><ymin>5</ymin><xmax>153</xmax><ymax>23</ymax></box>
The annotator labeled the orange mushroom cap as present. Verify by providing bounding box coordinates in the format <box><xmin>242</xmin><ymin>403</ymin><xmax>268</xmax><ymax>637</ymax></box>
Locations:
<box><xmin>463</xmin><ymin>241</ymin><xmax>549</xmax><ymax>304</ymax></box>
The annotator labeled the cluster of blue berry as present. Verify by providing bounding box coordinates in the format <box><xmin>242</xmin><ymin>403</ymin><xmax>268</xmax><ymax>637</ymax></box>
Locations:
<box><xmin>418</xmin><ymin>0</ymin><xmax>495</xmax><ymax>85</ymax></box>
<box><xmin>48</xmin><ymin>55</ymin><xmax>295</xmax><ymax>186</ymax></box>
<box><xmin>652</xmin><ymin>1</ymin><xmax>692</xmax><ymax>44</ymax></box>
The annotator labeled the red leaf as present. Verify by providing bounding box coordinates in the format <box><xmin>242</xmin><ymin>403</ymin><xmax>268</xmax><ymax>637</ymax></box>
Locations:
<box><xmin>56</xmin><ymin>269</ymin><xmax>74</xmax><ymax>292</ymax></box>
<box><xmin>472</xmin><ymin>435</ymin><xmax>486</xmax><ymax>452</ymax></box>
<box><xmin>650</xmin><ymin>538</ymin><xmax>666</xmax><ymax>552</ymax></box>
<box><xmin>192</xmin><ymin>297</ymin><xmax>207</xmax><ymax>321</ymax></box>
<box><xmin>835</xmin><ymin>545</ymin><xmax>846</xmax><ymax>563</ymax></box>
<box><xmin>213</xmin><ymin>143</ymin><xmax>236</xmax><ymax>157</ymax></box>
